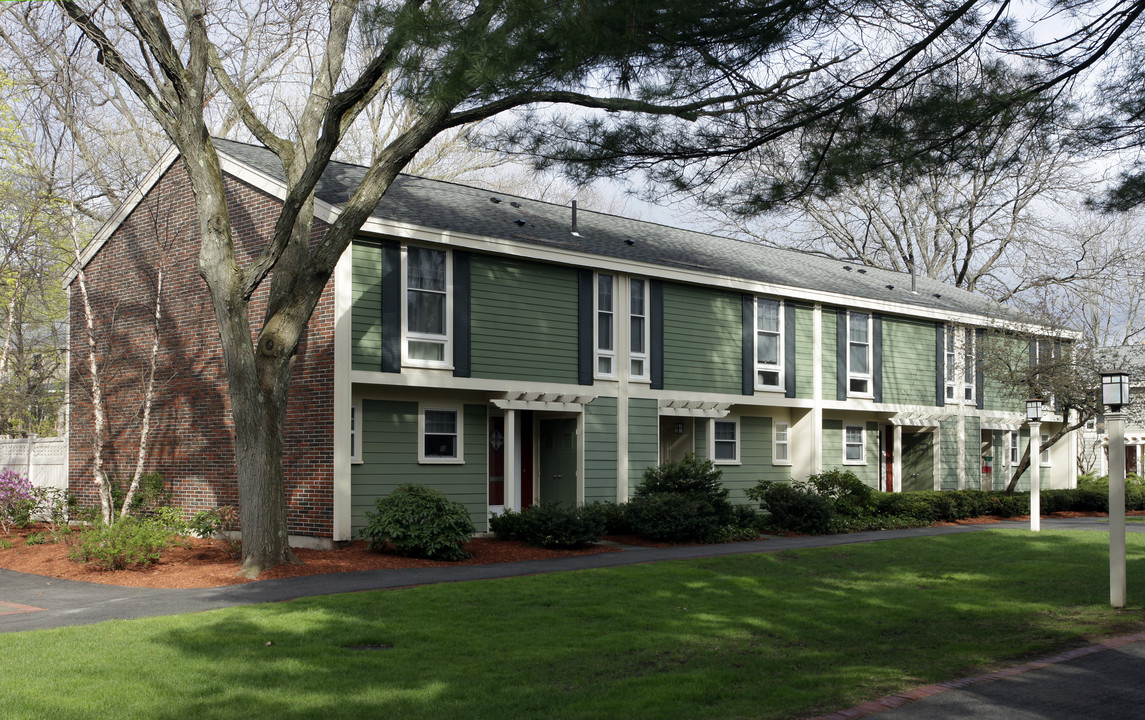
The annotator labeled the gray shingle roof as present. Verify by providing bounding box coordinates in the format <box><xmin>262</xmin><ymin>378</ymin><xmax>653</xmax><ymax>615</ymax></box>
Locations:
<box><xmin>215</xmin><ymin>137</ymin><xmax>1020</xmax><ymax>322</ymax></box>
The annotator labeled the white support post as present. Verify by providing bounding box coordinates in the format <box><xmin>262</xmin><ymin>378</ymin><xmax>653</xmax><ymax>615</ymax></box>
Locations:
<box><xmin>893</xmin><ymin>425</ymin><xmax>903</xmax><ymax>493</ymax></box>
<box><xmin>1029</xmin><ymin>421</ymin><xmax>1041</xmax><ymax>532</ymax></box>
<box><xmin>504</xmin><ymin>409</ymin><xmax>518</xmax><ymax>512</ymax></box>
<box><xmin>1108</xmin><ymin>411</ymin><xmax>1127</xmax><ymax>609</ymax></box>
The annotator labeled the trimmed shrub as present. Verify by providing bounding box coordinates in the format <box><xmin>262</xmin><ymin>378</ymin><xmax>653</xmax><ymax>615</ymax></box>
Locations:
<box><xmin>489</xmin><ymin>502</ymin><xmax>604</xmax><ymax>549</ymax></box>
<box><xmin>360</xmin><ymin>484</ymin><xmax>475</xmax><ymax>561</ymax></box>
<box><xmin>636</xmin><ymin>454</ymin><xmax>729</xmax><ymax>502</ymax></box>
<box><xmin>873</xmin><ymin>493</ymin><xmax>939</xmax><ymax>523</ymax></box>
<box><xmin>628</xmin><ymin>491</ymin><xmax>728</xmax><ymax>543</ymax></box>
<box><xmin>747</xmin><ymin>481</ymin><xmax>835</xmax><ymax>535</ymax></box>
<box><xmin>68</xmin><ymin>517</ymin><xmax>175</xmax><ymax>570</ymax></box>
<box><xmin>801</xmin><ymin>468</ymin><xmax>875</xmax><ymax>517</ymax></box>
<box><xmin>580</xmin><ymin>501</ymin><xmax>633</xmax><ymax>535</ymax></box>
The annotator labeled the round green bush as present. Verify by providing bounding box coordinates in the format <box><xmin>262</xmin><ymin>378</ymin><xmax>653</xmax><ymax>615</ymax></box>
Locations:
<box><xmin>628</xmin><ymin>491</ymin><xmax>727</xmax><ymax>543</ymax></box>
<box><xmin>360</xmin><ymin>484</ymin><xmax>475</xmax><ymax>561</ymax></box>
<box><xmin>490</xmin><ymin>501</ymin><xmax>604</xmax><ymax>549</ymax></box>
<box><xmin>748</xmin><ymin>481</ymin><xmax>835</xmax><ymax>535</ymax></box>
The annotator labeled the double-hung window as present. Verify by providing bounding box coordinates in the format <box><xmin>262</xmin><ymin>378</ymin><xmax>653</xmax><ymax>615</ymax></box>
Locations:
<box><xmin>945</xmin><ymin>325</ymin><xmax>976</xmax><ymax>403</ymax></box>
<box><xmin>630</xmin><ymin>278</ymin><xmax>648</xmax><ymax>380</ymax></box>
<box><xmin>1041</xmin><ymin>433</ymin><xmax>1051</xmax><ymax>467</ymax></box>
<box><xmin>844</xmin><ymin>425</ymin><xmax>865</xmax><ymax>464</ymax></box>
<box><xmin>756</xmin><ymin>298</ymin><xmax>783</xmax><ymax>390</ymax></box>
<box><xmin>1010</xmin><ymin>433</ymin><xmax>1020</xmax><ymax>465</ymax></box>
<box><xmin>596</xmin><ymin>274</ymin><xmax>615</xmax><ymax>378</ymax></box>
<box><xmin>713</xmin><ymin>419</ymin><xmax>738</xmax><ymax>463</ymax></box>
<box><xmin>773</xmin><ymin>421</ymin><xmax>790</xmax><ymax>465</ymax></box>
<box><xmin>405</xmin><ymin>246</ymin><xmax>450</xmax><ymax>365</ymax></box>
<box><xmin>848</xmin><ymin>311</ymin><xmax>872</xmax><ymax>396</ymax></box>
<box><xmin>420</xmin><ymin>407</ymin><xmax>462</xmax><ymax>463</ymax></box>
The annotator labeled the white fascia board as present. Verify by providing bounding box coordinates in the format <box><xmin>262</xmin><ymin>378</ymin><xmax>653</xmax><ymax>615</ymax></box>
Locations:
<box><xmin>63</xmin><ymin>147</ymin><xmax>182</xmax><ymax>286</ymax></box>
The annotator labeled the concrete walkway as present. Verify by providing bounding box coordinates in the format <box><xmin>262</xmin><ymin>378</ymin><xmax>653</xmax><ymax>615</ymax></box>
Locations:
<box><xmin>3</xmin><ymin>516</ymin><xmax>1145</xmax><ymax>719</ymax></box>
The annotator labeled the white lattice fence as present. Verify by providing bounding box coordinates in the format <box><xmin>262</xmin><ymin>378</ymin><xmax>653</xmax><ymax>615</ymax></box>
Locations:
<box><xmin>0</xmin><ymin>437</ymin><xmax>67</xmax><ymax>489</ymax></box>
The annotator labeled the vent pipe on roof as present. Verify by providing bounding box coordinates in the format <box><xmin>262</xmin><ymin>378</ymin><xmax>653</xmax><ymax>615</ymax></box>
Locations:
<box><xmin>571</xmin><ymin>200</ymin><xmax>579</xmax><ymax>236</ymax></box>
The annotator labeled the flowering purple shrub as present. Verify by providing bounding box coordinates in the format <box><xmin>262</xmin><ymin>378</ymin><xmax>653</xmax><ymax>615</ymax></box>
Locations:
<box><xmin>0</xmin><ymin>469</ymin><xmax>35</xmax><ymax>534</ymax></box>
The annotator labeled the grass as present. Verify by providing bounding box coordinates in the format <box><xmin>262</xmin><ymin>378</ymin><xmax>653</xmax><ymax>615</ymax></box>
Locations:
<box><xmin>3</xmin><ymin>530</ymin><xmax>1145</xmax><ymax>720</ymax></box>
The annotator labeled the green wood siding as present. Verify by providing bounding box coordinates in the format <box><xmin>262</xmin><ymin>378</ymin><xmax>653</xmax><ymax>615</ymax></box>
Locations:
<box><xmin>794</xmin><ymin>304</ymin><xmax>814</xmax><ymax>399</ymax></box>
<box><xmin>717</xmin><ymin>416</ymin><xmax>790</xmax><ymax>502</ymax></box>
<box><xmin>823</xmin><ymin>419</ymin><xmax>843</xmax><ymax>470</ymax></box>
<box><xmin>963</xmin><ymin>416</ymin><xmax>981</xmax><ymax>489</ymax></box>
<box><xmin>628</xmin><ymin>398</ymin><xmax>659</xmax><ymax>496</ymax></box>
<box><xmin>351</xmin><ymin>400</ymin><xmax>489</xmax><ymax>533</ymax></box>
<box><xmin>882</xmin><ymin>316</ymin><xmax>938</xmax><ymax>406</ymax></box>
<box><xmin>470</xmin><ymin>254</ymin><xmax>579</xmax><ymax>383</ymax></box>
<box><xmin>584</xmin><ymin>397</ymin><xmax>618</xmax><ymax>503</ymax></box>
<box><xmin>940</xmin><ymin>418</ymin><xmax>960</xmax><ymax>490</ymax></box>
<box><xmin>351</xmin><ymin>242</ymin><xmax>384</xmax><ymax>371</ymax></box>
<box><xmin>982</xmin><ymin>335</ymin><xmax>1027</xmax><ymax>412</ymax></box>
<box><xmin>694</xmin><ymin>420</ymin><xmax>709</xmax><ymax>461</ymax></box>
<box><xmin>822</xmin><ymin>308</ymin><xmax>837</xmax><ymax>398</ymax></box>
<box><xmin>662</xmin><ymin>283</ymin><xmax>741</xmax><ymax>394</ymax></box>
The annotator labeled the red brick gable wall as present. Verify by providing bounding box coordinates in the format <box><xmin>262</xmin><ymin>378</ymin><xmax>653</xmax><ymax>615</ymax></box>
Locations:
<box><xmin>68</xmin><ymin>162</ymin><xmax>335</xmax><ymax>538</ymax></box>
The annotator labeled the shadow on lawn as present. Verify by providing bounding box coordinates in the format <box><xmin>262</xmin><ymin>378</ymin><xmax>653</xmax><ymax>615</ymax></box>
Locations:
<box><xmin>136</xmin><ymin>531</ymin><xmax>1145</xmax><ymax>720</ymax></box>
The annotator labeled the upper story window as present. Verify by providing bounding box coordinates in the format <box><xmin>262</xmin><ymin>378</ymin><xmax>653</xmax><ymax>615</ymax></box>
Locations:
<box><xmin>945</xmin><ymin>325</ymin><xmax>975</xmax><ymax>404</ymax></box>
<box><xmin>630</xmin><ymin>278</ymin><xmax>648</xmax><ymax>380</ymax></box>
<box><xmin>1040</xmin><ymin>433</ymin><xmax>1051</xmax><ymax>467</ymax></box>
<box><xmin>713</xmin><ymin>419</ymin><xmax>739</xmax><ymax>463</ymax></box>
<box><xmin>404</xmin><ymin>246</ymin><xmax>451</xmax><ymax>366</ymax></box>
<box><xmin>1010</xmin><ymin>432</ymin><xmax>1020</xmax><ymax>464</ymax></box>
<box><xmin>756</xmin><ymin>298</ymin><xmax>783</xmax><ymax>390</ymax></box>
<box><xmin>596</xmin><ymin>273</ymin><xmax>615</xmax><ymax>378</ymax></box>
<box><xmin>848</xmin><ymin>311</ymin><xmax>872</xmax><ymax>396</ymax></box>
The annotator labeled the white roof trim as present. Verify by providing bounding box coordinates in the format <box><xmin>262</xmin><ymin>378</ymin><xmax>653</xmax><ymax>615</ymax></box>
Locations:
<box><xmin>63</xmin><ymin>147</ymin><xmax>181</xmax><ymax>286</ymax></box>
<box><xmin>658</xmin><ymin>399</ymin><xmax>731</xmax><ymax>418</ymax></box>
<box><xmin>491</xmin><ymin>391</ymin><xmax>595</xmax><ymax>412</ymax></box>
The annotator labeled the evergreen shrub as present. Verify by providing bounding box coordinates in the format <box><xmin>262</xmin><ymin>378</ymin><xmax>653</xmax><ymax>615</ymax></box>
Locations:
<box><xmin>489</xmin><ymin>501</ymin><xmax>604</xmax><ymax>549</ymax></box>
<box><xmin>360</xmin><ymin>484</ymin><xmax>475</xmax><ymax>561</ymax></box>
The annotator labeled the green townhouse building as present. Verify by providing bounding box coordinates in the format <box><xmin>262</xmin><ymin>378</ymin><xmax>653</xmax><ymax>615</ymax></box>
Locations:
<box><xmin>66</xmin><ymin>138</ymin><xmax>1078</xmax><ymax>547</ymax></box>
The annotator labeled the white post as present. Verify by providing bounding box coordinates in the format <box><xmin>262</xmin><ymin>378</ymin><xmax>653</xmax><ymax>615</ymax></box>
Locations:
<box><xmin>1108</xmin><ymin>411</ymin><xmax>1127</xmax><ymax>609</ymax></box>
<box><xmin>1029</xmin><ymin>422</ymin><xmax>1041</xmax><ymax>532</ymax></box>
<box><xmin>893</xmin><ymin>424</ymin><xmax>903</xmax><ymax>493</ymax></box>
<box><xmin>504</xmin><ymin>409</ymin><xmax>518</xmax><ymax>512</ymax></box>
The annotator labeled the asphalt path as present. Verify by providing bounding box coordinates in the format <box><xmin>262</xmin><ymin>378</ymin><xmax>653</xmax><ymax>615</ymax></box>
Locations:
<box><xmin>4</xmin><ymin>516</ymin><xmax>1145</xmax><ymax>719</ymax></box>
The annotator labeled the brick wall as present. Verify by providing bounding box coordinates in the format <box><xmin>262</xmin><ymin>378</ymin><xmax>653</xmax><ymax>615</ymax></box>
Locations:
<box><xmin>68</xmin><ymin>163</ymin><xmax>336</xmax><ymax>537</ymax></box>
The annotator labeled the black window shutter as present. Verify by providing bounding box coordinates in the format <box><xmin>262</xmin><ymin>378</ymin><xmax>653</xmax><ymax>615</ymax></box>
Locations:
<box><xmin>836</xmin><ymin>307</ymin><xmax>848</xmax><ymax>401</ymax></box>
<box><xmin>452</xmin><ymin>250</ymin><xmax>471</xmax><ymax>378</ymax></box>
<box><xmin>650</xmin><ymin>280</ymin><xmax>664</xmax><ymax>390</ymax></box>
<box><xmin>872</xmin><ymin>313</ymin><xmax>883</xmax><ymax>403</ymax></box>
<box><xmin>381</xmin><ymin>241</ymin><xmax>401</xmax><ymax>373</ymax></box>
<box><xmin>578</xmin><ymin>269</ymin><xmax>593</xmax><ymax>386</ymax></box>
<box><xmin>935</xmin><ymin>322</ymin><xmax>945</xmax><ymax>407</ymax></box>
<box><xmin>742</xmin><ymin>294</ymin><xmax>755</xmax><ymax>395</ymax></box>
<box><xmin>975</xmin><ymin>327</ymin><xmax>985</xmax><ymax>409</ymax></box>
<box><xmin>784</xmin><ymin>303</ymin><xmax>796</xmax><ymax>398</ymax></box>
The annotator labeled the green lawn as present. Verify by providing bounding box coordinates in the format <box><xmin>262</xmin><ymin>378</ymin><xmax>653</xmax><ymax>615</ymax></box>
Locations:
<box><xmin>4</xmin><ymin>530</ymin><xmax>1145</xmax><ymax>720</ymax></box>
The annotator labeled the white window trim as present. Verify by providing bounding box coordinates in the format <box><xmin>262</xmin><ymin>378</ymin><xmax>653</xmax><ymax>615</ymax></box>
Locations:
<box><xmin>629</xmin><ymin>277</ymin><xmax>649</xmax><ymax>382</ymax></box>
<box><xmin>711</xmin><ymin>418</ymin><xmax>740</xmax><ymax>465</ymax></box>
<box><xmin>595</xmin><ymin>273</ymin><xmax>616</xmax><ymax>379</ymax></box>
<box><xmin>962</xmin><ymin>328</ymin><xmax>976</xmax><ymax>404</ymax></box>
<box><xmin>1010</xmin><ymin>432</ymin><xmax>1020</xmax><ymax>465</ymax></box>
<box><xmin>843</xmin><ymin>424</ymin><xmax>866</xmax><ymax>465</ymax></box>
<box><xmin>755</xmin><ymin>297</ymin><xmax>784</xmax><ymax>391</ymax></box>
<box><xmin>350</xmin><ymin>400</ymin><xmax>363</xmax><ymax>464</ymax></box>
<box><xmin>944</xmin><ymin>325</ymin><xmax>977</xmax><ymax>405</ymax></box>
<box><xmin>418</xmin><ymin>405</ymin><xmax>464</xmax><ymax>464</ymax></box>
<box><xmin>1040</xmin><ymin>433</ymin><xmax>1051</xmax><ymax>467</ymax></box>
<box><xmin>773</xmin><ymin>421</ymin><xmax>791</xmax><ymax>466</ymax></box>
<box><xmin>401</xmin><ymin>245</ymin><xmax>453</xmax><ymax>369</ymax></box>
<box><xmin>847</xmin><ymin>311</ymin><xmax>873</xmax><ymax>398</ymax></box>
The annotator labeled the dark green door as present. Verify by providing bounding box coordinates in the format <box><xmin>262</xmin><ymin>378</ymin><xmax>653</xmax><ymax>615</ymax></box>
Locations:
<box><xmin>901</xmin><ymin>430</ymin><xmax>934</xmax><ymax>492</ymax></box>
<box><xmin>539</xmin><ymin>418</ymin><xmax>578</xmax><ymax>506</ymax></box>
